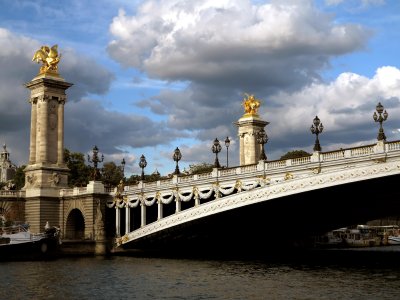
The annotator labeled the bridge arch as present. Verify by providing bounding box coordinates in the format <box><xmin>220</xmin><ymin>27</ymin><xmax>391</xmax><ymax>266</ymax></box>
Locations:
<box><xmin>112</xmin><ymin>144</ymin><xmax>400</xmax><ymax>252</ymax></box>
<box><xmin>65</xmin><ymin>208</ymin><xmax>85</xmax><ymax>240</ymax></box>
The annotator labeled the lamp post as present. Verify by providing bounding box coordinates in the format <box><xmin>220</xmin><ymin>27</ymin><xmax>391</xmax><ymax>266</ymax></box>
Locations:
<box><xmin>87</xmin><ymin>145</ymin><xmax>104</xmax><ymax>181</ymax></box>
<box><xmin>373</xmin><ymin>102</ymin><xmax>388</xmax><ymax>141</ymax></box>
<box><xmin>212</xmin><ymin>138</ymin><xmax>222</xmax><ymax>168</ymax></box>
<box><xmin>173</xmin><ymin>147</ymin><xmax>182</xmax><ymax>175</ymax></box>
<box><xmin>310</xmin><ymin>116</ymin><xmax>324</xmax><ymax>152</ymax></box>
<box><xmin>139</xmin><ymin>154</ymin><xmax>147</xmax><ymax>181</ymax></box>
<box><xmin>256</xmin><ymin>128</ymin><xmax>268</xmax><ymax>161</ymax></box>
<box><xmin>225</xmin><ymin>136</ymin><xmax>230</xmax><ymax>168</ymax></box>
<box><xmin>121</xmin><ymin>158</ymin><xmax>126</xmax><ymax>176</ymax></box>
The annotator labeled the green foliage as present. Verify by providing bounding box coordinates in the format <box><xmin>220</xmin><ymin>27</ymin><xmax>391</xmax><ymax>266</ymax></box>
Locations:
<box><xmin>125</xmin><ymin>174</ymin><xmax>141</xmax><ymax>185</ymax></box>
<box><xmin>64</xmin><ymin>148</ymin><xmax>91</xmax><ymax>187</ymax></box>
<box><xmin>13</xmin><ymin>165</ymin><xmax>26</xmax><ymax>190</ymax></box>
<box><xmin>188</xmin><ymin>162</ymin><xmax>214</xmax><ymax>174</ymax></box>
<box><xmin>145</xmin><ymin>172</ymin><xmax>162</xmax><ymax>182</ymax></box>
<box><xmin>125</xmin><ymin>172</ymin><xmax>164</xmax><ymax>185</ymax></box>
<box><xmin>280</xmin><ymin>150</ymin><xmax>311</xmax><ymax>160</ymax></box>
<box><xmin>102</xmin><ymin>162</ymin><xmax>124</xmax><ymax>187</ymax></box>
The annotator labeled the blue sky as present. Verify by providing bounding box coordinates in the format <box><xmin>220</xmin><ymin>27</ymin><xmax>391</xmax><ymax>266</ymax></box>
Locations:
<box><xmin>0</xmin><ymin>0</ymin><xmax>399</xmax><ymax>177</ymax></box>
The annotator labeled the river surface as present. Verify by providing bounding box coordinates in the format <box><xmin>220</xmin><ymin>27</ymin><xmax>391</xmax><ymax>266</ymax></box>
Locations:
<box><xmin>1</xmin><ymin>247</ymin><xmax>400</xmax><ymax>299</ymax></box>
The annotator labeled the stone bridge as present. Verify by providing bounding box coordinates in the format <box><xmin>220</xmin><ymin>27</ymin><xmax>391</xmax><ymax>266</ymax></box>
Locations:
<box><xmin>108</xmin><ymin>140</ymin><xmax>400</xmax><ymax>252</ymax></box>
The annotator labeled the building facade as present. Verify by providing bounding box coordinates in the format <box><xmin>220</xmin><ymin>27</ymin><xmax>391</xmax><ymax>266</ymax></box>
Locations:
<box><xmin>0</xmin><ymin>144</ymin><xmax>17</xmax><ymax>184</ymax></box>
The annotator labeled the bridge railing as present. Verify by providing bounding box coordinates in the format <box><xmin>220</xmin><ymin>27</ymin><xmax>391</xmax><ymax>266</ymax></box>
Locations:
<box><xmin>121</xmin><ymin>140</ymin><xmax>400</xmax><ymax>195</ymax></box>
<box><xmin>0</xmin><ymin>190</ymin><xmax>26</xmax><ymax>198</ymax></box>
<box><xmin>387</xmin><ymin>140</ymin><xmax>400</xmax><ymax>152</ymax></box>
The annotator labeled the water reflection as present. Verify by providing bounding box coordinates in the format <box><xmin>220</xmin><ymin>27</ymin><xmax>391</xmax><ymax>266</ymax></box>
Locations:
<box><xmin>1</xmin><ymin>248</ymin><xmax>400</xmax><ymax>299</ymax></box>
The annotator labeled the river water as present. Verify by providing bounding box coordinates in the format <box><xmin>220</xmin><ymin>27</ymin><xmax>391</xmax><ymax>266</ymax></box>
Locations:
<box><xmin>1</xmin><ymin>247</ymin><xmax>400</xmax><ymax>299</ymax></box>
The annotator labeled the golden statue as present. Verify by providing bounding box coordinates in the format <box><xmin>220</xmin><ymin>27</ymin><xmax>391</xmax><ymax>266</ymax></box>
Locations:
<box><xmin>32</xmin><ymin>44</ymin><xmax>61</xmax><ymax>74</ymax></box>
<box><xmin>242</xmin><ymin>93</ymin><xmax>261</xmax><ymax>116</ymax></box>
<box><xmin>114</xmin><ymin>180</ymin><xmax>125</xmax><ymax>201</ymax></box>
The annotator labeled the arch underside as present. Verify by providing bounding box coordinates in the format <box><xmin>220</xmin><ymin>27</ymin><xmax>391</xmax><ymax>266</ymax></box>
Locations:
<box><xmin>65</xmin><ymin>208</ymin><xmax>85</xmax><ymax>240</ymax></box>
<box><xmin>122</xmin><ymin>174</ymin><xmax>400</xmax><ymax>254</ymax></box>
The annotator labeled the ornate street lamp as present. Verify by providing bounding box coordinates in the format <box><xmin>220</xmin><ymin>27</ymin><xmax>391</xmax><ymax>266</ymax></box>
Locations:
<box><xmin>212</xmin><ymin>138</ymin><xmax>222</xmax><ymax>168</ymax></box>
<box><xmin>224</xmin><ymin>136</ymin><xmax>230</xmax><ymax>168</ymax></box>
<box><xmin>121</xmin><ymin>158</ymin><xmax>126</xmax><ymax>176</ymax></box>
<box><xmin>373</xmin><ymin>102</ymin><xmax>388</xmax><ymax>141</ymax></box>
<box><xmin>138</xmin><ymin>154</ymin><xmax>147</xmax><ymax>181</ymax></box>
<box><xmin>173</xmin><ymin>147</ymin><xmax>182</xmax><ymax>175</ymax></box>
<box><xmin>87</xmin><ymin>145</ymin><xmax>104</xmax><ymax>181</ymax></box>
<box><xmin>310</xmin><ymin>116</ymin><xmax>324</xmax><ymax>152</ymax></box>
<box><xmin>256</xmin><ymin>128</ymin><xmax>268</xmax><ymax>161</ymax></box>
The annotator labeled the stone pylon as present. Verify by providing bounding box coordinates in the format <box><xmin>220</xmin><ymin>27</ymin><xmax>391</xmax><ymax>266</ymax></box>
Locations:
<box><xmin>23</xmin><ymin>68</ymin><xmax>73</xmax><ymax>232</ymax></box>
<box><xmin>235</xmin><ymin>94</ymin><xmax>269</xmax><ymax>165</ymax></box>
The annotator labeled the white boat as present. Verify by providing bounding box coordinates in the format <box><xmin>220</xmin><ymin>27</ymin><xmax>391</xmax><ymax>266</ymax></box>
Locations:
<box><xmin>369</xmin><ymin>225</ymin><xmax>400</xmax><ymax>246</ymax></box>
<box><xmin>388</xmin><ymin>236</ymin><xmax>400</xmax><ymax>245</ymax></box>
<box><xmin>0</xmin><ymin>223</ymin><xmax>61</xmax><ymax>260</ymax></box>
<box><xmin>317</xmin><ymin>225</ymin><xmax>380</xmax><ymax>248</ymax></box>
<box><xmin>343</xmin><ymin>225</ymin><xmax>380</xmax><ymax>247</ymax></box>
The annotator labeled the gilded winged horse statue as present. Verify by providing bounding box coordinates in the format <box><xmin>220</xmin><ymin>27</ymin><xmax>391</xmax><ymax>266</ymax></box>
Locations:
<box><xmin>32</xmin><ymin>44</ymin><xmax>61</xmax><ymax>74</ymax></box>
<box><xmin>242</xmin><ymin>93</ymin><xmax>261</xmax><ymax>115</ymax></box>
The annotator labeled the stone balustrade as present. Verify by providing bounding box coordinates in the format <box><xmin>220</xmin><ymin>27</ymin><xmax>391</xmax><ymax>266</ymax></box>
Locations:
<box><xmin>119</xmin><ymin>141</ymin><xmax>398</xmax><ymax>195</ymax></box>
<box><xmin>0</xmin><ymin>190</ymin><xmax>26</xmax><ymax>198</ymax></box>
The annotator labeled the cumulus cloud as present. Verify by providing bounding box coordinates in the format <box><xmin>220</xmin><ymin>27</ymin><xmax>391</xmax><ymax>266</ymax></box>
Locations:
<box><xmin>325</xmin><ymin>0</ymin><xmax>385</xmax><ymax>8</ymax></box>
<box><xmin>2</xmin><ymin>0</ymin><xmax>397</xmax><ymax>175</ymax></box>
<box><xmin>264</xmin><ymin>66</ymin><xmax>400</xmax><ymax>155</ymax></box>
<box><xmin>107</xmin><ymin>0</ymin><xmax>373</xmax><ymax>156</ymax></box>
<box><xmin>108</xmin><ymin>0</ymin><xmax>370</xmax><ymax>89</ymax></box>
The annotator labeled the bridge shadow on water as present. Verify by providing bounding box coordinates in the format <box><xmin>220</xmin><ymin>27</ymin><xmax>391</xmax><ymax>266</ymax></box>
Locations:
<box><xmin>120</xmin><ymin>174</ymin><xmax>400</xmax><ymax>266</ymax></box>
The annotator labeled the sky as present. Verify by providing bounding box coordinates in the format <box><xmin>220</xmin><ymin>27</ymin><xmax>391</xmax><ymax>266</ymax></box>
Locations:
<box><xmin>0</xmin><ymin>0</ymin><xmax>399</xmax><ymax>177</ymax></box>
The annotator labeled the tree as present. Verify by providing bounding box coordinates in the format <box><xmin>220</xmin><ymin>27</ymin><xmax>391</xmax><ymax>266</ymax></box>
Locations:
<box><xmin>64</xmin><ymin>149</ymin><xmax>91</xmax><ymax>187</ymax></box>
<box><xmin>125</xmin><ymin>174</ymin><xmax>141</xmax><ymax>185</ymax></box>
<box><xmin>188</xmin><ymin>162</ymin><xmax>214</xmax><ymax>174</ymax></box>
<box><xmin>102</xmin><ymin>162</ymin><xmax>124</xmax><ymax>187</ymax></box>
<box><xmin>13</xmin><ymin>165</ymin><xmax>26</xmax><ymax>190</ymax></box>
<box><xmin>145</xmin><ymin>170</ymin><xmax>163</xmax><ymax>182</ymax></box>
<box><xmin>280</xmin><ymin>150</ymin><xmax>311</xmax><ymax>160</ymax></box>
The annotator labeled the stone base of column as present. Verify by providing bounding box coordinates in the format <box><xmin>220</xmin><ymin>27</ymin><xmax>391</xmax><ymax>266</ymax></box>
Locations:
<box><xmin>23</xmin><ymin>164</ymin><xmax>69</xmax><ymax>197</ymax></box>
<box><xmin>25</xmin><ymin>196</ymin><xmax>61</xmax><ymax>234</ymax></box>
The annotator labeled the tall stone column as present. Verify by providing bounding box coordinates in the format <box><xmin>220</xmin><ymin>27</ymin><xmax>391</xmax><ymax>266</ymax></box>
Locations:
<box><xmin>234</xmin><ymin>94</ymin><xmax>269</xmax><ymax>166</ymax></box>
<box><xmin>39</xmin><ymin>96</ymin><xmax>49</xmax><ymax>163</ymax></box>
<box><xmin>28</xmin><ymin>98</ymin><xmax>37</xmax><ymax>164</ymax></box>
<box><xmin>23</xmin><ymin>60</ymin><xmax>73</xmax><ymax>233</ymax></box>
<box><xmin>24</xmin><ymin>76</ymin><xmax>72</xmax><ymax>193</ymax></box>
<box><xmin>57</xmin><ymin>99</ymin><xmax>65</xmax><ymax>165</ymax></box>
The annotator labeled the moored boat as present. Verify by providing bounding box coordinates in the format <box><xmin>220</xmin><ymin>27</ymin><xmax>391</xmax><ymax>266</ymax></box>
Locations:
<box><xmin>343</xmin><ymin>225</ymin><xmax>381</xmax><ymax>247</ymax></box>
<box><xmin>387</xmin><ymin>236</ymin><xmax>400</xmax><ymax>245</ymax></box>
<box><xmin>0</xmin><ymin>222</ymin><xmax>61</xmax><ymax>260</ymax></box>
<box><xmin>368</xmin><ymin>225</ymin><xmax>400</xmax><ymax>246</ymax></box>
<box><xmin>315</xmin><ymin>225</ymin><xmax>381</xmax><ymax>248</ymax></box>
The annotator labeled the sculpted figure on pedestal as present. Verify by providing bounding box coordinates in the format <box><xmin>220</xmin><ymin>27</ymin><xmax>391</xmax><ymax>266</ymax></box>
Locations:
<box><xmin>32</xmin><ymin>45</ymin><xmax>61</xmax><ymax>74</ymax></box>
